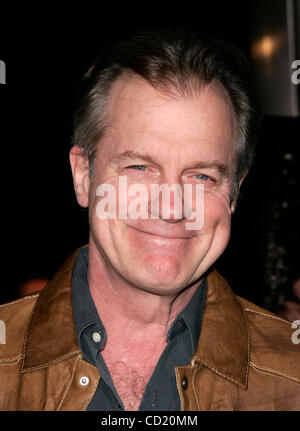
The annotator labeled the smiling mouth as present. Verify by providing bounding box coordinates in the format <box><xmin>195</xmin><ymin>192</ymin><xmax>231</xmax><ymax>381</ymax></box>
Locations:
<box><xmin>129</xmin><ymin>225</ymin><xmax>195</xmax><ymax>240</ymax></box>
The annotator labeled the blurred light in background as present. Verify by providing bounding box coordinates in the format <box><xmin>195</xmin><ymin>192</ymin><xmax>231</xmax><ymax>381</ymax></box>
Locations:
<box><xmin>251</xmin><ymin>34</ymin><xmax>284</xmax><ymax>59</ymax></box>
<box><xmin>250</xmin><ymin>0</ymin><xmax>300</xmax><ymax>116</ymax></box>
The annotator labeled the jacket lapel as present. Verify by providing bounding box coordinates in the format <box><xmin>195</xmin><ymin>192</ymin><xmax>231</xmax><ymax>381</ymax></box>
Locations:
<box><xmin>21</xmin><ymin>250</ymin><xmax>81</xmax><ymax>372</ymax></box>
<box><xmin>191</xmin><ymin>270</ymin><xmax>250</xmax><ymax>389</ymax></box>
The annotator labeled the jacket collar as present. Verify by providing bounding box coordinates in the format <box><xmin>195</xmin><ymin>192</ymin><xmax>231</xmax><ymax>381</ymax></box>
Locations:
<box><xmin>22</xmin><ymin>249</ymin><xmax>250</xmax><ymax>388</ymax></box>
<box><xmin>21</xmin><ymin>249</ymin><xmax>81</xmax><ymax>372</ymax></box>
<box><xmin>192</xmin><ymin>269</ymin><xmax>250</xmax><ymax>389</ymax></box>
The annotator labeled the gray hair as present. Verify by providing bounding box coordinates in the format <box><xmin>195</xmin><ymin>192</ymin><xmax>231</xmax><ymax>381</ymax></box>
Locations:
<box><xmin>73</xmin><ymin>28</ymin><xmax>260</xmax><ymax>195</ymax></box>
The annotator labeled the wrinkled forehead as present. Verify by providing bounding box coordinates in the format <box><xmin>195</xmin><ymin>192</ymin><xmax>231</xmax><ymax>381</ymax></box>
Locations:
<box><xmin>97</xmin><ymin>73</ymin><xmax>239</xmax><ymax>170</ymax></box>
<box><xmin>108</xmin><ymin>73</ymin><xmax>236</xmax><ymax>128</ymax></box>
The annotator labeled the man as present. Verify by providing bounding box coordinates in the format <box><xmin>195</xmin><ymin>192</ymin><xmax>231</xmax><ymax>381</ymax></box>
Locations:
<box><xmin>0</xmin><ymin>28</ymin><xmax>299</xmax><ymax>411</ymax></box>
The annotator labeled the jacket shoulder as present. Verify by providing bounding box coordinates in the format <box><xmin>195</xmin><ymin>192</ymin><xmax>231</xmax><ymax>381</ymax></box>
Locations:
<box><xmin>0</xmin><ymin>295</ymin><xmax>39</xmax><ymax>362</ymax></box>
<box><xmin>237</xmin><ymin>296</ymin><xmax>300</xmax><ymax>384</ymax></box>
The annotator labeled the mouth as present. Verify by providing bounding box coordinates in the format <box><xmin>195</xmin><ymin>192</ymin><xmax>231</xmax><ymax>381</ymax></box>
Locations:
<box><xmin>127</xmin><ymin>224</ymin><xmax>196</xmax><ymax>240</ymax></box>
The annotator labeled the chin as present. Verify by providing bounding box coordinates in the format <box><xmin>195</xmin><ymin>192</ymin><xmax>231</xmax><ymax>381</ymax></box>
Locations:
<box><xmin>135</xmin><ymin>278</ymin><xmax>188</xmax><ymax>297</ymax></box>
<box><xmin>126</xmin><ymin>253</ymin><xmax>192</xmax><ymax>295</ymax></box>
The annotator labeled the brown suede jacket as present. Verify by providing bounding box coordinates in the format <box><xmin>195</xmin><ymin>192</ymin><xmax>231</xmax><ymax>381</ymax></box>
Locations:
<box><xmin>0</xmin><ymin>249</ymin><xmax>299</xmax><ymax>410</ymax></box>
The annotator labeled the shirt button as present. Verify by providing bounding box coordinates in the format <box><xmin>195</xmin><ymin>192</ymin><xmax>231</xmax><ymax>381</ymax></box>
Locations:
<box><xmin>182</xmin><ymin>376</ymin><xmax>188</xmax><ymax>390</ymax></box>
<box><xmin>92</xmin><ymin>332</ymin><xmax>101</xmax><ymax>343</ymax></box>
<box><xmin>79</xmin><ymin>376</ymin><xmax>90</xmax><ymax>386</ymax></box>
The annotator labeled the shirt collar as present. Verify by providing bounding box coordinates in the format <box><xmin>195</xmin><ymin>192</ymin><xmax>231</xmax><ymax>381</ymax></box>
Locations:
<box><xmin>167</xmin><ymin>278</ymin><xmax>207</xmax><ymax>352</ymax></box>
<box><xmin>72</xmin><ymin>246</ymin><xmax>106</xmax><ymax>364</ymax></box>
<box><xmin>72</xmin><ymin>246</ymin><xmax>207</xmax><ymax>362</ymax></box>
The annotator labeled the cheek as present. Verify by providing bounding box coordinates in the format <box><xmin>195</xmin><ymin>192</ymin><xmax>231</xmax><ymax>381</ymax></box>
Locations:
<box><xmin>203</xmin><ymin>193</ymin><xmax>232</xmax><ymax>230</ymax></box>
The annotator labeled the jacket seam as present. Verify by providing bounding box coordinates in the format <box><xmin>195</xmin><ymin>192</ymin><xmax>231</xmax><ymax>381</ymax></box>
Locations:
<box><xmin>174</xmin><ymin>367</ymin><xmax>185</xmax><ymax>411</ymax></box>
<box><xmin>0</xmin><ymin>355</ymin><xmax>22</xmax><ymax>365</ymax></box>
<box><xmin>197</xmin><ymin>359</ymin><xmax>248</xmax><ymax>389</ymax></box>
<box><xmin>21</xmin><ymin>350</ymin><xmax>82</xmax><ymax>372</ymax></box>
<box><xmin>244</xmin><ymin>308</ymin><xmax>291</xmax><ymax>325</ymax></box>
<box><xmin>80</xmin><ymin>359</ymin><xmax>101</xmax><ymax>411</ymax></box>
<box><xmin>81</xmin><ymin>377</ymin><xmax>100</xmax><ymax>411</ymax></box>
<box><xmin>194</xmin><ymin>296</ymin><xmax>250</xmax><ymax>389</ymax></box>
<box><xmin>0</xmin><ymin>294</ymin><xmax>39</xmax><ymax>309</ymax></box>
<box><xmin>21</xmin><ymin>290</ymin><xmax>39</xmax><ymax>370</ymax></box>
<box><xmin>56</xmin><ymin>355</ymin><xmax>81</xmax><ymax>411</ymax></box>
<box><xmin>192</xmin><ymin>363</ymin><xmax>201</xmax><ymax>411</ymax></box>
<box><xmin>250</xmin><ymin>361</ymin><xmax>300</xmax><ymax>384</ymax></box>
<box><xmin>236</xmin><ymin>297</ymin><xmax>251</xmax><ymax>389</ymax></box>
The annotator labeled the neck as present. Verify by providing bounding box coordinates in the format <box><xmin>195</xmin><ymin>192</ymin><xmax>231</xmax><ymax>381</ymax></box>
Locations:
<box><xmin>87</xmin><ymin>241</ymin><xmax>201</xmax><ymax>342</ymax></box>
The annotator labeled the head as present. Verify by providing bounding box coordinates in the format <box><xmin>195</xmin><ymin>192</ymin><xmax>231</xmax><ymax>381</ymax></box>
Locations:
<box><xmin>70</xmin><ymin>28</ymin><xmax>259</xmax><ymax>296</ymax></box>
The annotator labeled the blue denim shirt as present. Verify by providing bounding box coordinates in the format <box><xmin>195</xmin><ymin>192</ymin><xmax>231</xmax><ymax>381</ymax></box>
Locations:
<box><xmin>72</xmin><ymin>246</ymin><xmax>207</xmax><ymax>411</ymax></box>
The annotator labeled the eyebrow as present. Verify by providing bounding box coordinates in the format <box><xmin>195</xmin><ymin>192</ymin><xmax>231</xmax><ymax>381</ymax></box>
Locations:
<box><xmin>111</xmin><ymin>151</ymin><xmax>158</xmax><ymax>165</ymax></box>
<box><xmin>190</xmin><ymin>161</ymin><xmax>230</xmax><ymax>177</ymax></box>
<box><xmin>111</xmin><ymin>151</ymin><xmax>230</xmax><ymax>177</ymax></box>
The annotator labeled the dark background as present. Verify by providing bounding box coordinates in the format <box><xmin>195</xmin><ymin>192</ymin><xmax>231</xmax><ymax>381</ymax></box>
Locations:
<box><xmin>0</xmin><ymin>1</ymin><xmax>299</xmax><ymax>311</ymax></box>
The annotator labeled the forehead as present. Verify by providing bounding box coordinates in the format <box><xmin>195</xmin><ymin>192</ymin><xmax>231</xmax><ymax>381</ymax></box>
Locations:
<box><xmin>101</xmin><ymin>73</ymin><xmax>237</xmax><ymax>163</ymax></box>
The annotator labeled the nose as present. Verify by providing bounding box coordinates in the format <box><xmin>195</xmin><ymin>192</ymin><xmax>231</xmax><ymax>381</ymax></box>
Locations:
<box><xmin>149</xmin><ymin>181</ymin><xmax>185</xmax><ymax>223</ymax></box>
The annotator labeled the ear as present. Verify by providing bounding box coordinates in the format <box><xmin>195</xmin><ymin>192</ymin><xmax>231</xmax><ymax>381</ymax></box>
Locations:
<box><xmin>69</xmin><ymin>146</ymin><xmax>90</xmax><ymax>208</ymax></box>
<box><xmin>230</xmin><ymin>170</ymin><xmax>248</xmax><ymax>213</ymax></box>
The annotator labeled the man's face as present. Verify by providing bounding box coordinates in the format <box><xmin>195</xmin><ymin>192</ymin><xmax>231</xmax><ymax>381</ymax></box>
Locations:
<box><xmin>72</xmin><ymin>74</ymin><xmax>239</xmax><ymax>296</ymax></box>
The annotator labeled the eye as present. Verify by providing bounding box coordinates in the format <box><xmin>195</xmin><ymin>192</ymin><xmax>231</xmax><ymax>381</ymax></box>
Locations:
<box><xmin>127</xmin><ymin>165</ymin><xmax>147</xmax><ymax>171</ymax></box>
<box><xmin>195</xmin><ymin>173</ymin><xmax>212</xmax><ymax>181</ymax></box>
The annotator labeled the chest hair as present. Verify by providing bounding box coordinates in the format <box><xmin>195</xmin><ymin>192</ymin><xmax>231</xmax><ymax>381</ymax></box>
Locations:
<box><xmin>105</xmin><ymin>359</ymin><xmax>158</xmax><ymax>411</ymax></box>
